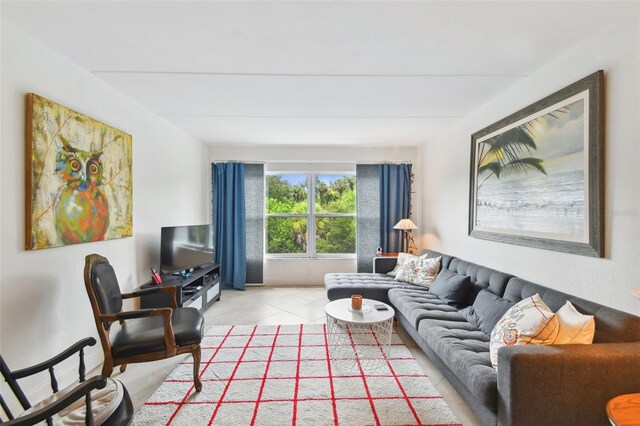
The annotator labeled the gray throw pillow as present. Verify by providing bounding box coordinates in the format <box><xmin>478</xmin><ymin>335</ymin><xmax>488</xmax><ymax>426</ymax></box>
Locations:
<box><xmin>459</xmin><ymin>289</ymin><xmax>515</xmax><ymax>335</ymax></box>
<box><xmin>429</xmin><ymin>269</ymin><xmax>472</xmax><ymax>308</ymax></box>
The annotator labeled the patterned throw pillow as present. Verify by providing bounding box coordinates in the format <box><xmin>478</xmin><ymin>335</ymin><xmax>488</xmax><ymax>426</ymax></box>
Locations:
<box><xmin>489</xmin><ymin>294</ymin><xmax>559</xmax><ymax>369</ymax></box>
<box><xmin>387</xmin><ymin>253</ymin><xmax>417</xmax><ymax>277</ymax></box>
<box><xmin>395</xmin><ymin>256</ymin><xmax>442</xmax><ymax>287</ymax></box>
<box><xmin>553</xmin><ymin>301</ymin><xmax>595</xmax><ymax>344</ymax></box>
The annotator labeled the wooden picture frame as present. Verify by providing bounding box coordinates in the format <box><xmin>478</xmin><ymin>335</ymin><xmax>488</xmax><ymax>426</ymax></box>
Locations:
<box><xmin>26</xmin><ymin>94</ymin><xmax>133</xmax><ymax>250</ymax></box>
<box><xmin>468</xmin><ymin>71</ymin><xmax>604</xmax><ymax>257</ymax></box>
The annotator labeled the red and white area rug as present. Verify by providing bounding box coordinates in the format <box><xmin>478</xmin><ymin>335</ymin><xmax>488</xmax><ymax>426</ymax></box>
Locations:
<box><xmin>133</xmin><ymin>324</ymin><xmax>460</xmax><ymax>426</ymax></box>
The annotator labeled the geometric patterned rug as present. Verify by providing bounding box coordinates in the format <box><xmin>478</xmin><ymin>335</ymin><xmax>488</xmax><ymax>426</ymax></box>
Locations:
<box><xmin>133</xmin><ymin>324</ymin><xmax>461</xmax><ymax>426</ymax></box>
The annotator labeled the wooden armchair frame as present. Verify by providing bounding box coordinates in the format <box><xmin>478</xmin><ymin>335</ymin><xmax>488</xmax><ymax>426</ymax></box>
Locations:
<box><xmin>0</xmin><ymin>338</ymin><xmax>133</xmax><ymax>425</ymax></box>
<box><xmin>84</xmin><ymin>254</ymin><xmax>202</xmax><ymax>392</ymax></box>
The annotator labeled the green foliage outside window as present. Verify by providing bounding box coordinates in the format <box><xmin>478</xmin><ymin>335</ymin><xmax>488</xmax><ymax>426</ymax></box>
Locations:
<box><xmin>266</xmin><ymin>174</ymin><xmax>356</xmax><ymax>255</ymax></box>
<box><xmin>267</xmin><ymin>217</ymin><xmax>307</xmax><ymax>253</ymax></box>
<box><xmin>316</xmin><ymin>217</ymin><xmax>356</xmax><ymax>253</ymax></box>
<box><xmin>266</xmin><ymin>175</ymin><xmax>308</xmax><ymax>214</ymax></box>
<box><xmin>315</xmin><ymin>176</ymin><xmax>355</xmax><ymax>214</ymax></box>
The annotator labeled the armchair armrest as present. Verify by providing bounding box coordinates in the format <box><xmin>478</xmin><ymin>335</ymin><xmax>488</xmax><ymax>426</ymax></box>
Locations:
<box><xmin>3</xmin><ymin>376</ymin><xmax>108</xmax><ymax>425</ymax></box>
<box><xmin>123</xmin><ymin>285</ymin><xmax>177</xmax><ymax>309</ymax></box>
<box><xmin>373</xmin><ymin>256</ymin><xmax>398</xmax><ymax>274</ymax></box>
<box><xmin>101</xmin><ymin>308</ymin><xmax>177</xmax><ymax>357</ymax></box>
<box><xmin>11</xmin><ymin>338</ymin><xmax>96</xmax><ymax>380</ymax></box>
<box><xmin>497</xmin><ymin>342</ymin><xmax>640</xmax><ymax>426</ymax></box>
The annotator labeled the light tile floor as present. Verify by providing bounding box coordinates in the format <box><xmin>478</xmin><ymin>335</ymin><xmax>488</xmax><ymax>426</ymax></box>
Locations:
<box><xmin>109</xmin><ymin>286</ymin><xmax>482</xmax><ymax>425</ymax></box>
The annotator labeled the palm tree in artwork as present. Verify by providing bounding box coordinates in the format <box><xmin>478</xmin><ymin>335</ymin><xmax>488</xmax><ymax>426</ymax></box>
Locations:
<box><xmin>477</xmin><ymin>124</ymin><xmax>547</xmax><ymax>188</ymax></box>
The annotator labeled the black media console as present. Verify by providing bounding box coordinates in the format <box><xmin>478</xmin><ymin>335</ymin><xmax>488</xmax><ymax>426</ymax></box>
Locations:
<box><xmin>140</xmin><ymin>263</ymin><xmax>221</xmax><ymax>313</ymax></box>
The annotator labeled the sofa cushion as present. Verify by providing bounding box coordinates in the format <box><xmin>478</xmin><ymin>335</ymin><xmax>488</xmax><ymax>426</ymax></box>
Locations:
<box><xmin>459</xmin><ymin>290</ymin><xmax>515</xmax><ymax>335</ymax></box>
<box><xmin>429</xmin><ymin>269</ymin><xmax>472</xmax><ymax>308</ymax></box>
<box><xmin>445</xmin><ymin>256</ymin><xmax>513</xmax><ymax>305</ymax></box>
<box><xmin>387</xmin><ymin>252</ymin><xmax>417</xmax><ymax>277</ymax></box>
<box><xmin>388</xmin><ymin>288</ymin><xmax>465</xmax><ymax>329</ymax></box>
<box><xmin>554</xmin><ymin>301</ymin><xmax>595</xmax><ymax>344</ymax></box>
<box><xmin>395</xmin><ymin>256</ymin><xmax>442</xmax><ymax>287</ymax></box>
<box><xmin>324</xmin><ymin>273</ymin><xmax>419</xmax><ymax>304</ymax></box>
<box><xmin>490</xmin><ymin>294</ymin><xmax>559</xmax><ymax>368</ymax></box>
<box><xmin>417</xmin><ymin>318</ymin><xmax>498</xmax><ymax>412</ymax></box>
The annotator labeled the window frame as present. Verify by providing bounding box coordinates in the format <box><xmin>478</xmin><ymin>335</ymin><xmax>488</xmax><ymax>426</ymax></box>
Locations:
<box><xmin>265</xmin><ymin>171</ymin><xmax>356</xmax><ymax>259</ymax></box>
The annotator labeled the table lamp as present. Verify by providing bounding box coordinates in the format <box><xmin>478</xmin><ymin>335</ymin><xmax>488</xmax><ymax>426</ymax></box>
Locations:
<box><xmin>394</xmin><ymin>218</ymin><xmax>417</xmax><ymax>253</ymax></box>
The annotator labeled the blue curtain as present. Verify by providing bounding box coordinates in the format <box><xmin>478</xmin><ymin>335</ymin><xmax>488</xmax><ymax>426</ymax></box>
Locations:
<box><xmin>379</xmin><ymin>164</ymin><xmax>412</xmax><ymax>253</ymax></box>
<box><xmin>212</xmin><ymin>163</ymin><xmax>247</xmax><ymax>290</ymax></box>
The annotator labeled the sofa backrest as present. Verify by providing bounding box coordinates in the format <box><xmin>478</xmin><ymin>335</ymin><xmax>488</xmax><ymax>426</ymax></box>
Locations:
<box><xmin>423</xmin><ymin>249</ymin><xmax>640</xmax><ymax>344</ymax></box>
<box><xmin>423</xmin><ymin>250</ymin><xmax>512</xmax><ymax>305</ymax></box>
<box><xmin>503</xmin><ymin>277</ymin><xmax>640</xmax><ymax>343</ymax></box>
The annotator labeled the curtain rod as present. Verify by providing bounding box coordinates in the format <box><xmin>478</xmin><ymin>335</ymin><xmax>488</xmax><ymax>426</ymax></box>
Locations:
<box><xmin>210</xmin><ymin>160</ymin><xmax>265</xmax><ymax>164</ymax></box>
<box><xmin>210</xmin><ymin>160</ymin><xmax>414</xmax><ymax>164</ymax></box>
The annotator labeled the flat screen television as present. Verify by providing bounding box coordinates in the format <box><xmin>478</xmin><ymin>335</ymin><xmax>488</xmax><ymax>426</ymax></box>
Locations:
<box><xmin>160</xmin><ymin>224</ymin><xmax>214</xmax><ymax>274</ymax></box>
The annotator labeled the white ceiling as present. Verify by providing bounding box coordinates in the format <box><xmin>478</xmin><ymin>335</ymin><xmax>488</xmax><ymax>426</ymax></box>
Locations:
<box><xmin>1</xmin><ymin>1</ymin><xmax>627</xmax><ymax>146</ymax></box>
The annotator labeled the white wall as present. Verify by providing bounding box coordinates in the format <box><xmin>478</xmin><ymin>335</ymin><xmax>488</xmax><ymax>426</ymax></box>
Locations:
<box><xmin>420</xmin><ymin>12</ymin><xmax>640</xmax><ymax>315</ymax></box>
<box><xmin>0</xmin><ymin>20</ymin><xmax>208</xmax><ymax>400</ymax></box>
<box><xmin>210</xmin><ymin>145</ymin><xmax>420</xmax><ymax>285</ymax></box>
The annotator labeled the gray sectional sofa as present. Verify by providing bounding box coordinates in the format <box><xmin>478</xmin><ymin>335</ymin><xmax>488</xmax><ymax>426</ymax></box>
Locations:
<box><xmin>324</xmin><ymin>250</ymin><xmax>640</xmax><ymax>426</ymax></box>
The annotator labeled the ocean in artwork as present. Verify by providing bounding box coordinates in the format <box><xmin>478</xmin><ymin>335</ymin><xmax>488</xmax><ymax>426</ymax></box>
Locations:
<box><xmin>474</xmin><ymin>96</ymin><xmax>587</xmax><ymax>239</ymax></box>
<box><xmin>476</xmin><ymin>169</ymin><xmax>584</xmax><ymax>236</ymax></box>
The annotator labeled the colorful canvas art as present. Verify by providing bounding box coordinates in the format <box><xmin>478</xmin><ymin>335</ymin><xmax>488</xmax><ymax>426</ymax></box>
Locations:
<box><xmin>469</xmin><ymin>71</ymin><xmax>603</xmax><ymax>257</ymax></box>
<box><xmin>26</xmin><ymin>94</ymin><xmax>133</xmax><ymax>250</ymax></box>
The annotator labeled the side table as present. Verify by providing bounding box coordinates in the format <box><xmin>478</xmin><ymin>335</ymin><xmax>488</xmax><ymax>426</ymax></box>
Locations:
<box><xmin>325</xmin><ymin>298</ymin><xmax>395</xmax><ymax>373</ymax></box>
<box><xmin>373</xmin><ymin>254</ymin><xmax>399</xmax><ymax>273</ymax></box>
<box><xmin>607</xmin><ymin>393</ymin><xmax>640</xmax><ymax>426</ymax></box>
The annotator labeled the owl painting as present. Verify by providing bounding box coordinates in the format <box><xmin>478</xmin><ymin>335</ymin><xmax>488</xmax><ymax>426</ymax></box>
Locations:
<box><xmin>54</xmin><ymin>139</ymin><xmax>109</xmax><ymax>244</ymax></box>
<box><xmin>26</xmin><ymin>94</ymin><xmax>132</xmax><ymax>250</ymax></box>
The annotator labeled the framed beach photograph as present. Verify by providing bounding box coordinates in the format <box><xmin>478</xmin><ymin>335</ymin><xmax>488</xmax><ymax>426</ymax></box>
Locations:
<box><xmin>468</xmin><ymin>71</ymin><xmax>603</xmax><ymax>257</ymax></box>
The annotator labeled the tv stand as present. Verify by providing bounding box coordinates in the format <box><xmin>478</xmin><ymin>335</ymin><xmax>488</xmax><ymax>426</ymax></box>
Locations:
<box><xmin>139</xmin><ymin>263</ymin><xmax>221</xmax><ymax>313</ymax></box>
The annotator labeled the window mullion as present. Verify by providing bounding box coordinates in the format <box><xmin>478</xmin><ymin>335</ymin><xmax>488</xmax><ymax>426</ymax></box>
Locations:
<box><xmin>309</xmin><ymin>173</ymin><xmax>315</xmax><ymax>258</ymax></box>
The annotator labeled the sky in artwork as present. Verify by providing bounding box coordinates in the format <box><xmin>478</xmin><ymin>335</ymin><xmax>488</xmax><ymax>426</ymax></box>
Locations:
<box><xmin>523</xmin><ymin>99</ymin><xmax>585</xmax><ymax>173</ymax></box>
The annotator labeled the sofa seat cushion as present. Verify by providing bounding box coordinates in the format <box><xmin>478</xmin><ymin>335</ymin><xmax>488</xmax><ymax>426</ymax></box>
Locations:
<box><xmin>20</xmin><ymin>378</ymin><xmax>125</xmax><ymax>425</ymax></box>
<box><xmin>388</xmin><ymin>288</ymin><xmax>465</xmax><ymax>329</ymax></box>
<box><xmin>418</xmin><ymin>319</ymin><xmax>497</xmax><ymax>413</ymax></box>
<box><xmin>110</xmin><ymin>307</ymin><xmax>204</xmax><ymax>358</ymax></box>
<box><xmin>325</xmin><ymin>273</ymin><xmax>419</xmax><ymax>304</ymax></box>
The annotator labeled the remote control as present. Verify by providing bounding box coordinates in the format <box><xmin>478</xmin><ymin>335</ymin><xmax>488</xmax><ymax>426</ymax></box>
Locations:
<box><xmin>374</xmin><ymin>304</ymin><xmax>388</xmax><ymax>311</ymax></box>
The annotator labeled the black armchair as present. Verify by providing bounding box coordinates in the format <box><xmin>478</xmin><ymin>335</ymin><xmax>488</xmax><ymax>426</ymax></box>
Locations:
<box><xmin>83</xmin><ymin>254</ymin><xmax>204</xmax><ymax>392</ymax></box>
<box><xmin>0</xmin><ymin>337</ymin><xmax>133</xmax><ymax>425</ymax></box>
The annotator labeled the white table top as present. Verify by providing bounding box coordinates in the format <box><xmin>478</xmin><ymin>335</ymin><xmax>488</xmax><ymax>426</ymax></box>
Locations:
<box><xmin>325</xmin><ymin>298</ymin><xmax>394</xmax><ymax>323</ymax></box>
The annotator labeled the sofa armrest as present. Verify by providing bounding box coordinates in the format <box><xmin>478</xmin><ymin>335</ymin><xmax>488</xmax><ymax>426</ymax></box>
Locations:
<box><xmin>373</xmin><ymin>257</ymin><xmax>398</xmax><ymax>274</ymax></box>
<box><xmin>497</xmin><ymin>342</ymin><xmax>640</xmax><ymax>426</ymax></box>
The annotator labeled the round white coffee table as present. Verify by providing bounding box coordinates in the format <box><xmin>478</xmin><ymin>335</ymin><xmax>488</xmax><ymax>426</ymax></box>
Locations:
<box><xmin>325</xmin><ymin>298</ymin><xmax>395</xmax><ymax>373</ymax></box>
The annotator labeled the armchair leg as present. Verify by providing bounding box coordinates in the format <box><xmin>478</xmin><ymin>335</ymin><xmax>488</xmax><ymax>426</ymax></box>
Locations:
<box><xmin>102</xmin><ymin>359</ymin><xmax>114</xmax><ymax>377</ymax></box>
<box><xmin>192</xmin><ymin>345</ymin><xmax>202</xmax><ymax>392</ymax></box>
<box><xmin>119</xmin><ymin>363</ymin><xmax>127</xmax><ymax>373</ymax></box>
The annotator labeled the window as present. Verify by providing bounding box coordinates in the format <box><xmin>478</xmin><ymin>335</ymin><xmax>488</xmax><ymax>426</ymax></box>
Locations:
<box><xmin>266</xmin><ymin>173</ymin><xmax>356</xmax><ymax>256</ymax></box>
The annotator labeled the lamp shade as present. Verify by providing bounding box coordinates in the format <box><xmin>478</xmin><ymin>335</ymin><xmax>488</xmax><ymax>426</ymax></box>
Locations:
<box><xmin>393</xmin><ymin>219</ymin><xmax>417</xmax><ymax>230</ymax></box>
